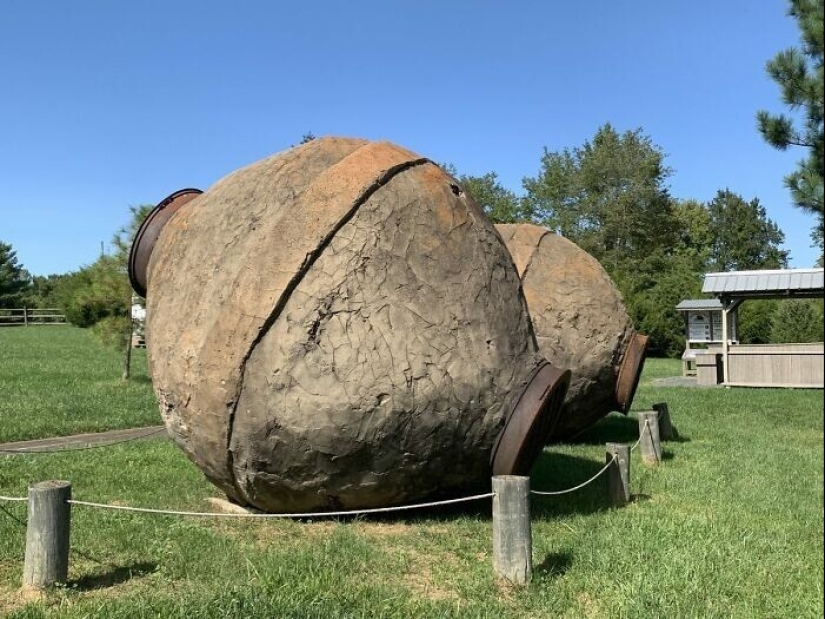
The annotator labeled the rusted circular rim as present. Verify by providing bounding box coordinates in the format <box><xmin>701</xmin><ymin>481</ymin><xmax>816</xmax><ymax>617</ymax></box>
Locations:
<box><xmin>614</xmin><ymin>332</ymin><xmax>649</xmax><ymax>413</ymax></box>
<box><xmin>491</xmin><ymin>362</ymin><xmax>571</xmax><ymax>476</ymax></box>
<box><xmin>128</xmin><ymin>188</ymin><xmax>203</xmax><ymax>297</ymax></box>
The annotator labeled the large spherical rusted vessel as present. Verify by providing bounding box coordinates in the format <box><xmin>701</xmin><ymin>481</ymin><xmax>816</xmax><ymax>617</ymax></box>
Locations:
<box><xmin>496</xmin><ymin>224</ymin><xmax>648</xmax><ymax>442</ymax></box>
<box><xmin>131</xmin><ymin>138</ymin><xmax>569</xmax><ymax>513</ymax></box>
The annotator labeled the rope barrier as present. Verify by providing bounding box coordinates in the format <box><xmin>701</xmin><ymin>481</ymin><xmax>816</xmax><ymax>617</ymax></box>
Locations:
<box><xmin>0</xmin><ymin>495</ymin><xmax>28</xmax><ymax>502</ymax></box>
<box><xmin>645</xmin><ymin>417</ymin><xmax>662</xmax><ymax>464</ymax></box>
<box><xmin>3</xmin><ymin>417</ymin><xmax>662</xmax><ymax>509</ymax></box>
<box><xmin>0</xmin><ymin>428</ymin><xmax>166</xmax><ymax>454</ymax></box>
<box><xmin>531</xmin><ymin>453</ymin><xmax>617</xmax><ymax>496</ymax></box>
<box><xmin>532</xmin><ymin>417</ymin><xmax>653</xmax><ymax>496</ymax></box>
<box><xmin>629</xmin><ymin>419</ymin><xmax>649</xmax><ymax>452</ymax></box>
<box><xmin>66</xmin><ymin>492</ymin><xmax>497</xmax><ymax>519</ymax></box>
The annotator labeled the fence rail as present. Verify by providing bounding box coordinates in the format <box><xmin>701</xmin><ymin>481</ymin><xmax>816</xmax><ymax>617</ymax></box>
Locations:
<box><xmin>0</xmin><ymin>308</ymin><xmax>66</xmax><ymax>327</ymax></box>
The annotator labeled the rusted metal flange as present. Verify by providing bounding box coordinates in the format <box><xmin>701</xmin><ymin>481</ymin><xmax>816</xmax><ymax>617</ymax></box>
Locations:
<box><xmin>614</xmin><ymin>332</ymin><xmax>649</xmax><ymax>413</ymax></box>
<box><xmin>128</xmin><ymin>188</ymin><xmax>202</xmax><ymax>297</ymax></box>
<box><xmin>491</xmin><ymin>362</ymin><xmax>571</xmax><ymax>476</ymax></box>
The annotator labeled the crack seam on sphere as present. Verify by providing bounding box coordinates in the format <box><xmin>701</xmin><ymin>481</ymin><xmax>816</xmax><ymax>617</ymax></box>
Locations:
<box><xmin>223</xmin><ymin>156</ymin><xmax>432</xmax><ymax>503</ymax></box>
<box><xmin>518</xmin><ymin>229</ymin><xmax>552</xmax><ymax>284</ymax></box>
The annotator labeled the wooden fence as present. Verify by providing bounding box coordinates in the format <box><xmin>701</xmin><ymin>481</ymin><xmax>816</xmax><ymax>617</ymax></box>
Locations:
<box><xmin>0</xmin><ymin>308</ymin><xmax>66</xmax><ymax>327</ymax></box>
<box><xmin>696</xmin><ymin>342</ymin><xmax>824</xmax><ymax>388</ymax></box>
<box><xmin>726</xmin><ymin>342</ymin><xmax>824</xmax><ymax>389</ymax></box>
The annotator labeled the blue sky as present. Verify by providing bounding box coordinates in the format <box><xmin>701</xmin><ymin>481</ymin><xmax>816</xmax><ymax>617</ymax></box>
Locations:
<box><xmin>1</xmin><ymin>0</ymin><xmax>819</xmax><ymax>275</ymax></box>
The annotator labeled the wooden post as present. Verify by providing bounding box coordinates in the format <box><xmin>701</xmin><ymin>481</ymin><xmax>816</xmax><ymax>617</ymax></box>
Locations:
<box><xmin>606</xmin><ymin>443</ymin><xmax>630</xmax><ymax>507</ymax></box>
<box><xmin>722</xmin><ymin>301</ymin><xmax>730</xmax><ymax>386</ymax></box>
<box><xmin>652</xmin><ymin>402</ymin><xmax>675</xmax><ymax>440</ymax></box>
<box><xmin>23</xmin><ymin>481</ymin><xmax>72</xmax><ymax>590</ymax></box>
<box><xmin>23</xmin><ymin>307</ymin><xmax>28</xmax><ymax>327</ymax></box>
<box><xmin>122</xmin><ymin>317</ymin><xmax>133</xmax><ymax>381</ymax></box>
<box><xmin>637</xmin><ymin>411</ymin><xmax>662</xmax><ymax>465</ymax></box>
<box><xmin>492</xmin><ymin>475</ymin><xmax>532</xmax><ymax>585</ymax></box>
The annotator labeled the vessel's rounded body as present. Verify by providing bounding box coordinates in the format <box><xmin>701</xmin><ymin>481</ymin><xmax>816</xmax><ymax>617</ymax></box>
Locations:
<box><xmin>496</xmin><ymin>224</ymin><xmax>647</xmax><ymax>442</ymax></box>
<box><xmin>142</xmin><ymin>138</ymin><xmax>565</xmax><ymax>512</ymax></box>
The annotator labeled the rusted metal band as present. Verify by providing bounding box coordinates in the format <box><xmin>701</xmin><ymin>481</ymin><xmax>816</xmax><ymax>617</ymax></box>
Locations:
<box><xmin>614</xmin><ymin>332</ymin><xmax>649</xmax><ymax>413</ymax></box>
<box><xmin>491</xmin><ymin>361</ymin><xmax>571</xmax><ymax>476</ymax></box>
<box><xmin>128</xmin><ymin>188</ymin><xmax>203</xmax><ymax>297</ymax></box>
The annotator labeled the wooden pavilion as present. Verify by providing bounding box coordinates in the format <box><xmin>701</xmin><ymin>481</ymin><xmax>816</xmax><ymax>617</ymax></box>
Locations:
<box><xmin>696</xmin><ymin>268</ymin><xmax>824</xmax><ymax>388</ymax></box>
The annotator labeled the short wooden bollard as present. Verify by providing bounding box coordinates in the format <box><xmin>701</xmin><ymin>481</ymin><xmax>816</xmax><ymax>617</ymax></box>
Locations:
<box><xmin>637</xmin><ymin>411</ymin><xmax>662</xmax><ymax>465</ymax></box>
<box><xmin>606</xmin><ymin>443</ymin><xmax>630</xmax><ymax>506</ymax></box>
<box><xmin>23</xmin><ymin>481</ymin><xmax>72</xmax><ymax>589</ymax></box>
<box><xmin>492</xmin><ymin>476</ymin><xmax>532</xmax><ymax>585</ymax></box>
<box><xmin>652</xmin><ymin>402</ymin><xmax>675</xmax><ymax>441</ymax></box>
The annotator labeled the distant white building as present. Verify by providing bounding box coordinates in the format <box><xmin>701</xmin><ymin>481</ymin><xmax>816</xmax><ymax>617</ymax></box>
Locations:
<box><xmin>130</xmin><ymin>302</ymin><xmax>146</xmax><ymax>322</ymax></box>
<box><xmin>131</xmin><ymin>295</ymin><xmax>146</xmax><ymax>346</ymax></box>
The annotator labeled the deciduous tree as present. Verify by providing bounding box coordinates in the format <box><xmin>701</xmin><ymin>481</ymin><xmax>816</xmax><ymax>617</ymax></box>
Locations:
<box><xmin>706</xmin><ymin>189</ymin><xmax>788</xmax><ymax>271</ymax></box>
<box><xmin>58</xmin><ymin>205</ymin><xmax>153</xmax><ymax>345</ymax></box>
<box><xmin>523</xmin><ymin>123</ymin><xmax>679</xmax><ymax>273</ymax></box>
<box><xmin>770</xmin><ymin>298</ymin><xmax>825</xmax><ymax>342</ymax></box>
<box><xmin>440</xmin><ymin>164</ymin><xmax>531</xmax><ymax>223</ymax></box>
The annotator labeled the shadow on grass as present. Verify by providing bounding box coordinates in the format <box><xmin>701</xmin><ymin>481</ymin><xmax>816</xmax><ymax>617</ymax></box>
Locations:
<box><xmin>369</xmin><ymin>451</ymin><xmax>620</xmax><ymax>524</ymax></box>
<box><xmin>0</xmin><ymin>503</ymin><xmax>27</xmax><ymax>528</ymax></box>
<box><xmin>534</xmin><ymin>552</ymin><xmax>572</xmax><ymax>578</ymax></box>
<box><xmin>529</xmin><ymin>452</ymin><xmax>615</xmax><ymax>519</ymax></box>
<box><xmin>561</xmin><ymin>413</ymin><xmax>690</xmax><ymax>447</ymax></box>
<box><xmin>337</xmin><ymin>450</ymin><xmax>619</xmax><ymax>526</ymax></box>
<box><xmin>69</xmin><ymin>561</ymin><xmax>157</xmax><ymax>591</ymax></box>
<box><xmin>246</xmin><ymin>419</ymin><xmax>678</xmax><ymax>526</ymax></box>
<box><xmin>274</xmin><ymin>448</ymin><xmax>626</xmax><ymax>527</ymax></box>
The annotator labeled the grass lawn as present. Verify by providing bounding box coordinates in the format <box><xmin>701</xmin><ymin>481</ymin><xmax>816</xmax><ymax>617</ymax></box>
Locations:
<box><xmin>0</xmin><ymin>334</ymin><xmax>823</xmax><ymax>618</ymax></box>
<box><xmin>0</xmin><ymin>326</ymin><xmax>160</xmax><ymax>443</ymax></box>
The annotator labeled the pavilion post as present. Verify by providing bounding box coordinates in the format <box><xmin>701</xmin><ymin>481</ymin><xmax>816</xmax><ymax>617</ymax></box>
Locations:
<box><xmin>721</xmin><ymin>300</ymin><xmax>730</xmax><ymax>385</ymax></box>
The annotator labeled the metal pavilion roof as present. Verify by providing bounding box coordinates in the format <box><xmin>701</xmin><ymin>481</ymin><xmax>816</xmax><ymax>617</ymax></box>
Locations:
<box><xmin>675</xmin><ymin>299</ymin><xmax>724</xmax><ymax>311</ymax></box>
<box><xmin>702</xmin><ymin>268</ymin><xmax>824</xmax><ymax>299</ymax></box>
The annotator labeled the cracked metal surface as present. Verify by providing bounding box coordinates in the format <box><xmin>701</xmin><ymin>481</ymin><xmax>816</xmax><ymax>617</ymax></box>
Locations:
<box><xmin>496</xmin><ymin>223</ymin><xmax>647</xmax><ymax>442</ymax></box>
<box><xmin>144</xmin><ymin>138</ymin><xmax>553</xmax><ymax>512</ymax></box>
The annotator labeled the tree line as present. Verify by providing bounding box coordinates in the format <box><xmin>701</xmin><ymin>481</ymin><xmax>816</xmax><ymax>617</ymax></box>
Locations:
<box><xmin>453</xmin><ymin>0</ymin><xmax>824</xmax><ymax>355</ymax></box>
<box><xmin>447</xmin><ymin>123</ymin><xmax>821</xmax><ymax>356</ymax></box>
<box><xmin>0</xmin><ymin>205</ymin><xmax>151</xmax><ymax>349</ymax></box>
<box><xmin>2</xmin><ymin>122</ymin><xmax>821</xmax><ymax>358</ymax></box>
<box><xmin>2</xmin><ymin>0</ymin><xmax>822</xmax><ymax>356</ymax></box>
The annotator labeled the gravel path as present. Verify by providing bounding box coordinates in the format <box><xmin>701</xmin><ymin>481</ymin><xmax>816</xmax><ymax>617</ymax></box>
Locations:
<box><xmin>649</xmin><ymin>376</ymin><xmax>717</xmax><ymax>388</ymax></box>
<box><xmin>0</xmin><ymin>426</ymin><xmax>167</xmax><ymax>453</ymax></box>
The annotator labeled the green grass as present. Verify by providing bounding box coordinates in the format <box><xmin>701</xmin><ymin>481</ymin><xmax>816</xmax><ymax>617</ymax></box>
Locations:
<box><xmin>0</xmin><ymin>335</ymin><xmax>822</xmax><ymax>618</ymax></box>
<box><xmin>0</xmin><ymin>327</ymin><xmax>160</xmax><ymax>443</ymax></box>
<box><xmin>636</xmin><ymin>357</ymin><xmax>683</xmax><ymax>383</ymax></box>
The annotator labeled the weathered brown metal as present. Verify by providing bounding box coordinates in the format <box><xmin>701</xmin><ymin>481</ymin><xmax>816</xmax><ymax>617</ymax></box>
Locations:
<box><xmin>614</xmin><ymin>332</ymin><xmax>649</xmax><ymax>413</ymax></box>
<box><xmin>137</xmin><ymin>138</ymin><xmax>569</xmax><ymax>513</ymax></box>
<box><xmin>492</xmin><ymin>362</ymin><xmax>571</xmax><ymax>476</ymax></box>
<box><xmin>128</xmin><ymin>188</ymin><xmax>202</xmax><ymax>297</ymax></box>
<box><xmin>495</xmin><ymin>223</ymin><xmax>648</xmax><ymax>442</ymax></box>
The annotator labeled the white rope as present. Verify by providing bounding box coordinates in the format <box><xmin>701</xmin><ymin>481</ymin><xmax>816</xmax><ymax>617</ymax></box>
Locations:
<box><xmin>66</xmin><ymin>492</ymin><xmax>496</xmax><ymax>519</ymax></box>
<box><xmin>0</xmin><ymin>495</ymin><xmax>27</xmax><ymax>502</ymax></box>
<box><xmin>0</xmin><ymin>428</ymin><xmax>166</xmax><ymax>454</ymax></box>
<box><xmin>532</xmin><ymin>418</ymin><xmax>655</xmax><ymax>497</ymax></box>
<box><xmin>531</xmin><ymin>453</ymin><xmax>617</xmax><ymax>496</ymax></box>
<box><xmin>629</xmin><ymin>419</ymin><xmax>649</xmax><ymax>452</ymax></box>
<box><xmin>646</xmin><ymin>418</ymin><xmax>662</xmax><ymax>463</ymax></box>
